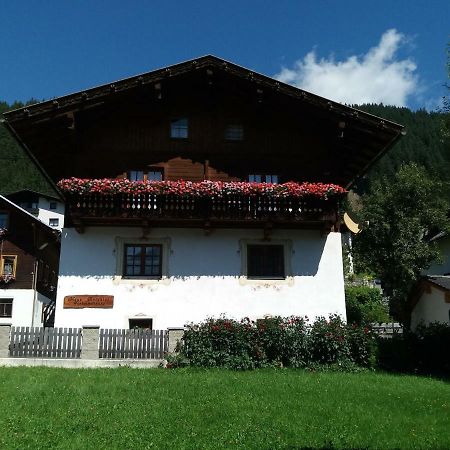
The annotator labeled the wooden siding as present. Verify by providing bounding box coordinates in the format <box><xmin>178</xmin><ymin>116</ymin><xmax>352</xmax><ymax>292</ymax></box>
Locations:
<box><xmin>1</xmin><ymin>240</ymin><xmax>34</xmax><ymax>289</ymax></box>
<box><xmin>0</xmin><ymin>199</ymin><xmax>59</xmax><ymax>297</ymax></box>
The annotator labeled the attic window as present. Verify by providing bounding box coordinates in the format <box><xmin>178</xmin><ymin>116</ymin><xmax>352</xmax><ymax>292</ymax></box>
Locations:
<box><xmin>249</xmin><ymin>174</ymin><xmax>279</xmax><ymax>184</ymax></box>
<box><xmin>171</xmin><ymin>118</ymin><xmax>188</xmax><ymax>139</ymax></box>
<box><xmin>225</xmin><ymin>124</ymin><xmax>244</xmax><ymax>141</ymax></box>
<box><xmin>49</xmin><ymin>202</ymin><xmax>57</xmax><ymax>210</ymax></box>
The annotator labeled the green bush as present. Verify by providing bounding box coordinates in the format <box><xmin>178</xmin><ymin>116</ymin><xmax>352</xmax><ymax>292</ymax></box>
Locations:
<box><xmin>376</xmin><ymin>322</ymin><xmax>450</xmax><ymax>376</ymax></box>
<box><xmin>345</xmin><ymin>285</ymin><xmax>389</xmax><ymax>324</ymax></box>
<box><xmin>181</xmin><ymin>315</ymin><xmax>377</xmax><ymax>370</ymax></box>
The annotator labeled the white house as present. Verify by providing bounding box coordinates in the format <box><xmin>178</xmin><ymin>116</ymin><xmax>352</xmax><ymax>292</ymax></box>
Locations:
<box><xmin>2</xmin><ymin>55</ymin><xmax>404</xmax><ymax>330</ymax></box>
<box><xmin>0</xmin><ymin>195</ymin><xmax>60</xmax><ymax>327</ymax></box>
<box><xmin>6</xmin><ymin>190</ymin><xmax>65</xmax><ymax>231</ymax></box>
<box><xmin>410</xmin><ymin>231</ymin><xmax>450</xmax><ymax>329</ymax></box>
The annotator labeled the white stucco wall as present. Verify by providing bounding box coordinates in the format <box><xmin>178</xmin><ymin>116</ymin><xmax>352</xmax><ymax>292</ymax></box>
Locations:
<box><xmin>0</xmin><ymin>289</ymin><xmax>51</xmax><ymax>326</ymax></box>
<box><xmin>411</xmin><ymin>286</ymin><xmax>450</xmax><ymax>330</ymax></box>
<box><xmin>55</xmin><ymin>227</ymin><xmax>346</xmax><ymax>329</ymax></box>
<box><xmin>37</xmin><ymin>196</ymin><xmax>65</xmax><ymax>230</ymax></box>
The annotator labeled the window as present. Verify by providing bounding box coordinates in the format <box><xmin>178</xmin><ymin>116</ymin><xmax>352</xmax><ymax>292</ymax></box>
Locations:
<box><xmin>247</xmin><ymin>245</ymin><xmax>285</xmax><ymax>279</ymax></box>
<box><xmin>147</xmin><ymin>169</ymin><xmax>163</xmax><ymax>181</ymax></box>
<box><xmin>1</xmin><ymin>255</ymin><xmax>17</xmax><ymax>278</ymax></box>
<box><xmin>170</xmin><ymin>118</ymin><xmax>188</xmax><ymax>139</ymax></box>
<box><xmin>225</xmin><ymin>124</ymin><xmax>244</xmax><ymax>141</ymax></box>
<box><xmin>49</xmin><ymin>201</ymin><xmax>57</xmax><ymax>210</ymax></box>
<box><xmin>127</xmin><ymin>169</ymin><xmax>164</xmax><ymax>182</ymax></box>
<box><xmin>129</xmin><ymin>318</ymin><xmax>153</xmax><ymax>330</ymax></box>
<box><xmin>129</xmin><ymin>170</ymin><xmax>145</xmax><ymax>181</ymax></box>
<box><xmin>0</xmin><ymin>299</ymin><xmax>12</xmax><ymax>318</ymax></box>
<box><xmin>240</xmin><ymin>239</ymin><xmax>292</xmax><ymax>281</ymax></box>
<box><xmin>19</xmin><ymin>202</ymin><xmax>38</xmax><ymax>210</ymax></box>
<box><xmin>249</xmin><ymin>174</ymin><xmax>279</xmax><ymax>184</ymax></box>
<box><xmin>0</xmin><ymin>212</ymin><xmax>9</xmax><ymax>229</ymax></box>
<box><xmin>123</xmin><ymin>244</ymin><xmax>162</xmax><ymax>278</ymax></box>
<box><xmin>49</xmin><ymin>218</ymin><xmax>59</xmax><ymax>227</ymax></box>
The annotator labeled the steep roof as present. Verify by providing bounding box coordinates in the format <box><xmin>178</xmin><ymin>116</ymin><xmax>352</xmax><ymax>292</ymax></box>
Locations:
<box><xmin>2</xmin><ymin>55</ymin><xmax>405</xmax><ymax>191</ymax></box>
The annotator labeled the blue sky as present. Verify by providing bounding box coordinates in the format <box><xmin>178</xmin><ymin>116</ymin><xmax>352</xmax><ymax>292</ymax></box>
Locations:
<box><xmin>1</xmin><ymin>1</ymin><xmax>448</xmax><ymax>110</ymax></box>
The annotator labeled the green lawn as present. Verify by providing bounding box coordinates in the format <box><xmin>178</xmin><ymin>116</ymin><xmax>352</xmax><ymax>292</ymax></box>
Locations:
<box><xmin>0</xmin><ymin>368</ymin><xmax>449</xmax><ymax>449</ymax></box>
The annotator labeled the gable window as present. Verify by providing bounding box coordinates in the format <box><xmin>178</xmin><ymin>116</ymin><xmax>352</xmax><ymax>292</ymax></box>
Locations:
<box><xmin>0</xmin><ymin>299</ymin><xmax>12</xmax><ymax>318</ymax></box>
<box><xmin>123</xmin><ymin>244</ymin><xmax>162</xmax><ymax>278</ymax></box>
<box><xmin>1</xmin><ymin>255</ymin><xmax>17</xmax><ymax>278</ymax></box>
<box><xmin>49</xmin><ymin>202</ymin><xmax>57</xmax><ymax>210</ymax></box>
<box><xmin>0</xmin><ymin>212</ymin><xmax>9</xmax><ymax>229</ymax></box>
<box><xmin>225</xmin><ymin>124</ymin><xmax>244</xmax><ymax>141</ymax></box>
<box><xmin>49</xmin><ymin>218</ymin><xmax>59</xmax><ymax>227</ymax></box>
<box><xmin>170</xmin><ymin>118</ymin><xmax>188</xmax><ymax>139</ymax></box>
<box><xmin>248</xmin><ymin>174</ymin><xmax>279</xmax><ymax>184</ymax></box>
<box><xmin>247</xmin><ymin>245</ymin><xmax>285</xmax><ymax>279</ymax></box>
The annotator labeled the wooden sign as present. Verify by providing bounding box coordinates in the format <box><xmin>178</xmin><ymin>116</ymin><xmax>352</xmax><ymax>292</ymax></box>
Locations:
<box><xmin>64</xmin><ymin>295</ymin><xmax>114</xmax><ymax>309</ymax></box>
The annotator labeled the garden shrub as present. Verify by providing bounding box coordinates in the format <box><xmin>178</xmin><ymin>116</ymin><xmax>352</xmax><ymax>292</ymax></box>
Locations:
<box><xmin>376</xmin><ymin>322</ymin><xmax>450</xmax><ymax>376</ymax></box>
<box><xmin>345</xmin><ymin>285</ymin><xmax>389</xmax><ymax>324</ymax></box>
<box><xmin>181</xmin><ymin>315</ymin><xmax>378</xmax><ymax>370</ymax></box>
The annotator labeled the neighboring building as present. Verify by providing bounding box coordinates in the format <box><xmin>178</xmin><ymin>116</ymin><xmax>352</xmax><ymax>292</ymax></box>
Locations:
<box><xmin>2</xmin><ymin>55</ymin><xmax>404</xmax><ymax>330</ymax></box>
<box><xmin>410</xmin><ymin>230</ymin><xmax>450</xmax><ymax>329</ymax></box>
<box><xmin>0</xmin><ymin>195</ymin><xmax>60</xmax><ymax>327</ymax></box>
<box><xmin>6</xmin><ymin>189</ymin><xmax>65</xmax><ymax>230</ymax></box>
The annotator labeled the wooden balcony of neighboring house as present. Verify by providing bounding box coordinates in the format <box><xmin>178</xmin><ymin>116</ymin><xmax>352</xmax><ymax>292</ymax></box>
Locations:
<box><xmin>59</xmin><ymin>179</ymin><xmax>346</xmax><ymax>233</ymax></box>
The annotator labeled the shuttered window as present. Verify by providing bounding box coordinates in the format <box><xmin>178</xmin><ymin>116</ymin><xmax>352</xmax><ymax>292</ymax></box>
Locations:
<box><xmin>247</xmin><ymin>245</ymin><xmax>285</xmax><ymax>279</ymax></box>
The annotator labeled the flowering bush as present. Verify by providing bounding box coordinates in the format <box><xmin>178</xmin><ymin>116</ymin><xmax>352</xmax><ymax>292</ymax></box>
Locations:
<box><xmin>57</xmin><ymin>178</ymin><xmax>346</xmax><ymax>199</ymax></box>
<box><xmin>180</xmin><ymin>315</ymin><xmax>377</xmax><ymax>370</ymax></box>
<box><xmin>0</xmin><ymin>274</ymin><xmax>15</xmax><ymax>285</ymax></box>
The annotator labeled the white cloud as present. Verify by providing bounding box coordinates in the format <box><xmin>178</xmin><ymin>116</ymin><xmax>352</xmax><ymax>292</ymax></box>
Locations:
<box><xmin>275</xmin><ymin>29</ymin><xmax>418</xmax><ymax>107</ymax></box>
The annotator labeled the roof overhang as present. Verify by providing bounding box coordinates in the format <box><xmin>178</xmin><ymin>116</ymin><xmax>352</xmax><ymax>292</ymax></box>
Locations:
<box><xmin>2</xmin><ymin>55</ymin><xmax>405</xmax><ymax>190</ymax></box>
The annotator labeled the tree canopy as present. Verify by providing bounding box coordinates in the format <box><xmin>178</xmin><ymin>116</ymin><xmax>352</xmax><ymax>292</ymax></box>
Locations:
<box><xmin>352</xmin><ymin>163</ymin><xmax>450</xmax><ymax>322</ymax></box>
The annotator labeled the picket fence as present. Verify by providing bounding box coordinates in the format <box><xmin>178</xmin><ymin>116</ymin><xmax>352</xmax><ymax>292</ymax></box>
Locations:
<box><xmin>7</xmin><ymin>327</ymin><xmax>168</xmax><ymax>359</ymax></box>
<box><xmin>9</xmin><ymin>326</ymin><xmax>82</xmax><ymax>358</ymax></box>
<box><xmin>99</xmin><ymin>328</ymin><xmax>168</xmax><ymax>359</ymax></box>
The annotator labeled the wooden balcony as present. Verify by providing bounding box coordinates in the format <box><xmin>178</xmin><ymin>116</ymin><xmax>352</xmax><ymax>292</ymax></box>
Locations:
<box><xmin>65</xmin><ymin>192</ymin><xmax>341</xmax><ymax>232</ymax></box>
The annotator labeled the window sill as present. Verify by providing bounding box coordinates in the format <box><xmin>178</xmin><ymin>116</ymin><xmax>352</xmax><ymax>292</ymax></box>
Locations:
<box><xmin>238</xmin><ymin>276</ymin><xmax>294</xmax><ymax>287</ymax></box>
<box><xmin>112</xmin><ymin>276</ymin><xmax>171</xmax><ymax>286</ymax></box>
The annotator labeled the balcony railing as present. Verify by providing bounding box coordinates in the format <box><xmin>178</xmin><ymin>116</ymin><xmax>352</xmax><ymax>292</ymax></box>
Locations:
<box><xmin>66</xmin><ymin>192</ymin><xmax>339</xmax><ymax>224</ymax></box>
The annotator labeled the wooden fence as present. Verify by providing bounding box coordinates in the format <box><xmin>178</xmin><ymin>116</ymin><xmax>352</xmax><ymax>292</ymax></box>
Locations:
<box><xmin>9</xmin><ymin>327</ymin><xmax>82</xmax><ymax>358</ymax></box>
<box><xmin>99</xmin><ymin>329</ymin><xmax>168</xmax><ymax>359</ymax></box>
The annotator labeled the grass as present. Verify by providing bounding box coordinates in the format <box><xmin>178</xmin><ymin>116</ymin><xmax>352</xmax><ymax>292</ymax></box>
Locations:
<box><xmin>0</xmin><ymin>368</ymin><xmax>449</xmax><ymax>449</ymax></box>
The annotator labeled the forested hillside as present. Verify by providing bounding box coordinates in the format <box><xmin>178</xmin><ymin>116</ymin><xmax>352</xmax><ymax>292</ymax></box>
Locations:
<box><xmin>356</xmin><ymin>104</ymin><xmax>450</xmax><ymax>193</ymax></box>
<box><xmin>0</xmin><ymin>101</ymin><xmax>54</xmax><ymax>195</ymax></box>
<box><xmin>0</xmin><ymin>101</ymin><xmax>448</xmax><ymax>195</ymax></box>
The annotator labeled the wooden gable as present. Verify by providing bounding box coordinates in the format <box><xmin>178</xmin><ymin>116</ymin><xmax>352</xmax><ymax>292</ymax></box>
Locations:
<box><xmin>3</xmin><ymin>55</ymin><xmax>404</xmax><ymax>190</ymax></box>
